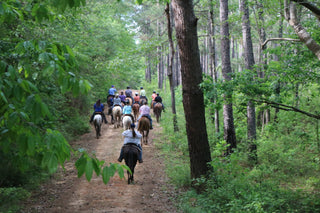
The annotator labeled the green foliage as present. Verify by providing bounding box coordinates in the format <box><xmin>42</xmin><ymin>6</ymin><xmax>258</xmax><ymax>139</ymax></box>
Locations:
<box><xmin>0</xmin><ymin>187</ymin><xmax>30</xmax><ymax>213</ymax></box>
<box><xmin>75</xmin><ymin>150</ymin><xmax>130</xmax><ymax>183</ymax></box>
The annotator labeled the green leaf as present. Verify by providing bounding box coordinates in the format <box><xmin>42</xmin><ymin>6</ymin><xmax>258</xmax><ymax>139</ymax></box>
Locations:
<box><xmin>102</xmin><ymin>166</ymin><xmax>111</xmax><ymax>184</ymax></box>
<box><xmin>75</xmin><ymin>154</ymin><xmax>87</xmax><ymax>178</ymax></box>
<box><xmin>0</xmin><ymin>91</ymin><xmax>8</xmax><ymax>103</ymax></box>
<box><xmin>92</xmin><ymin>158</ymin><xmax>101</xmax><ymax>176</ymax></box>
<box><xmin>85</xmin><ymin>158</ymin><xmax>93</xmax><ymax>181</ymax></box>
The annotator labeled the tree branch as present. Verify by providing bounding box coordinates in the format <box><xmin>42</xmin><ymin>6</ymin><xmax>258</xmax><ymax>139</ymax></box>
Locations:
<box><xmin>261</xmin><ymin>37</ymin><xmax>300</xmax><ymax>48</ymax></box>
<box><xmin>291</xmin><ymin>0</ymin><xmax>320</xmax><ymax>21</ymax></box>
<box><xmin>254</xmin><ymin>99</ymin><xmax>320</xmax><ymax>119</ymax></box>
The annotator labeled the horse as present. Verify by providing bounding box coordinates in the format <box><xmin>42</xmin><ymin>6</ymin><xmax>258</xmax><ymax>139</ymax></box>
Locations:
<box><xmin>122</xmin><ymin>115</ymin><xmax>133</xmax><ymax>130</ymax></box>
<box><xmin>153</xmin><ymin>102</ymin><xmax>163</xmax><ymax>123</ymax></box>
<box><xmin>140</xmin><ymin>97</ymin><xmax>147</xmax><ymax>105</ymax></box>
<box><xmin>132</xmin><ymin>103</ymin><xmax>140</xmax><ymax>122</ymax></box>
<box><xmin>123</xmin><ymin>144</ymin><xmax>139</xmax><ymax>184</ymax></box>
<box><xmin>125</xmin><ymin>97</ymin><xmax>133</xmax><ymax>106</ymax></box>
<box><xmin>106</xmin><ymin>95</ymin><xmax>114</xmax><ymax>124</ymax></box>
<box><xmin>138</xmin><ymin>116</ymin><xmax>150</xmax><ymax>145</ymax></box>
<box><xmin>150</xmin><ymin>100</ymin><xmax>155</xmax><ymax>109</ymax></box>
<box><xmin>93</xmin><ymin>113</ymin><xmax>102</xmax><ymax>139</ymax></box>
<box><xmin>112</xmin><ymin>106</ymin><xmax>122</xmax><ymax>128</ymax></box>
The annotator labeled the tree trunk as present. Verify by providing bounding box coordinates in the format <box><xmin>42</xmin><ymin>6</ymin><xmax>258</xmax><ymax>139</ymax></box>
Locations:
<box><xmin>208</xmin><ymin>0</ymin><xmax>219</xmax><ymax>133</ymax></box>
<box><xmin>171</xmin><ymin>0</ymin><xmax>212</xmax><ymax>188</ymax></box>
<box><xmin>220</xmin><ymin>0</ymin><xmax>237</xmax><ymax>154</ymax></box>
<box><xmin>240</xmin><ymin>0</ymin><xmax>257</xmax><ymax>145</ymax></box>
<box><xmin>165</xmin><ymin>2</ymin><xmax>179</xmax><ymax>132</ymax></box>
<box><xmin>284</xmin><ymin>0</ymin><xmax>320</xmax><ymax>60</ymax></box>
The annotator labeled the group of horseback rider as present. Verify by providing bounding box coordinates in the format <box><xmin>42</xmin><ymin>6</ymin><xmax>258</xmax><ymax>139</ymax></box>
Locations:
<box><xmin>90</xmin><ymin>85</ymin><xmax>165</xmax><ymax>164</ymax></box>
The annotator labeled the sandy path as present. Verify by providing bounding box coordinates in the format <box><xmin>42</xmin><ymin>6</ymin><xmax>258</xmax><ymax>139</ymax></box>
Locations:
<box><xmin>22</xmin><ymin>113</ymin><xmax>178</xmax><ymax>212</ymax></box>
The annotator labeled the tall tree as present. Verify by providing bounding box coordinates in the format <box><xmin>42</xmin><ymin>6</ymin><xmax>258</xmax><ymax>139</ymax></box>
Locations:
<box><xmin>165</xmin><ymin>2</ymin><xmax>179</xmax><ymax>132</ymax></box>
<box><xmin>171</xmin><ymin>0</ymin><xmax>212</xmax><ymax>187</ymax></box>
<box><xmin>208</xmin><ymin>0</ymin><xmax>220</xmax><ymax>133</ymax></box>
<box><xmin>240</xmin><ymin>0</ymin><xmax>257</xmax><ymax>161</ymax></box>
<box><xmin>220</xmin><ymin>0</ymin><xmax>237</xmax><ymax>154</ymax></box>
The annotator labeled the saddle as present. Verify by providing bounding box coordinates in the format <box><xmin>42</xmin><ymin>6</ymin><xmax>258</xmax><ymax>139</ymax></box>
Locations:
<box><xmin>123</xmin><ymin>143</ymin><xmax>141</xmax><ymax>153</ymax></box>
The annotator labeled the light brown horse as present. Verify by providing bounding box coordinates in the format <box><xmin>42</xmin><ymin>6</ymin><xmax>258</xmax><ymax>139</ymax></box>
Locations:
<box><xmin>153</xmin><ymin>103</ymin><xmax>162</xmax><ymax>123</ymax></box>
<box><xmin>112</xmin><ymin>106</ymin><xmax>122</xmax><ymax>128</ymax></box>
<box><xmin>132</xmin><ymin>103</ymin><xmax>140</xmax><ymax>122</ymax></box>
<box><xmin>125</xmin><ymin>97</ymin><xmax>133</xmax><ymax>106</ymax></box>
<box><xmin>138</xmin><ymin>116</ymin><xmax>150</xmax><ymax>145</ymax></box>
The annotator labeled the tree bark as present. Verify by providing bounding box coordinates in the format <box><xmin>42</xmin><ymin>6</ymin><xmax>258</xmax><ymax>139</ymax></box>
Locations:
<box><xmin>208</xmin><ymin>0</ymin><xmax>220</xmax><ymax>133</ymax></box>
<box><xmin>240</xmin><ymin>0</ymin><xmax>257</xmax><ymax>161</ymax></box>
<box><xmin>171</xmin><ymin>0</ymin><xmax>212</xmax><ymax>187</ymax></box>
<box><xmin>165</xmin><ymin>2</ymin><xmax>179</xmax><ymax>132</ymax></box>
<box><xmin>284</xmin><ymin>0</ymin><xmax>320</xmax><ymax>60</ymax></box>
<box><xmin>220</xmin><ymin>0</ymin><xmax>237</xmax><ymax>154</ymax></box>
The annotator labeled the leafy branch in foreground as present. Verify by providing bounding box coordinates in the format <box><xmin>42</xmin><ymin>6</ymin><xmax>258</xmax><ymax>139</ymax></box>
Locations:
<box><xmin>75</xmin><ymin>150</ymin><xmax>130</xmax><ymax>184</ymax></box>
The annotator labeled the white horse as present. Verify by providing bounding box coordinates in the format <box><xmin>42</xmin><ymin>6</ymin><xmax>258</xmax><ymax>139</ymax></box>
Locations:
<box><xmin>112</xmin><ymin>106</ymin><xmax>122</xmax><ymax>128</ymax></box>
<box><xmin>122</xmin><ymin>115</ymin><xmax>133</xmax><ymax>130</ymax></box>
<box><xmin>93</xmin><ymin>114</ymin><xmax>102</xmax><ymax>139</ymax></box>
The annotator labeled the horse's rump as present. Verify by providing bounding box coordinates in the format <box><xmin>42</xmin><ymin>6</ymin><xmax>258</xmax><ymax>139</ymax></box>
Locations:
<box><xmin>138</xmin><ymin>116</ymin><xmax>150</xmax><ymax>131</ymax></box>
<box><xmin>123</xmin><ymin>143</ymin><xmax>139</xmax><ymax>184</ymax></box>
<box><xmin>122</xmin><ymin>115</ymin><xmax>133</xmax><ymax>129</ymax></box>
<box><xmin>125</xmin><ymin>97</ymin><xmax>132</xmax><ymax>106</ymax></box>
<box><xmin>132</xmin><ymin>103</ymin><xmax>140</xmax><ymax>111</ymax></box>
<box><xmin>112</xmin><ymin>105</ymin><xmax>122</xmax><ymax>115</ymax></box>
<box><xmin>140</xmin><ymin>97</ymin><xmax>147</xmax><ymax>105</ymax></box>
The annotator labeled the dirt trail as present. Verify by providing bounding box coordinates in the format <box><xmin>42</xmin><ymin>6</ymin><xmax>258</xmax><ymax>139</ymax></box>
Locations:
<box><xmin>23</xmin><ymin>113</ymin><xmax>178</xmax><ymax>212</ymax></box>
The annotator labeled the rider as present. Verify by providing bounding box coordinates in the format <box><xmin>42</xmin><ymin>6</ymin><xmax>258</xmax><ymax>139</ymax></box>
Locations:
<box><xmin>119</xmin><ymin>91</ymin><xmax>126</xmax><ymax>104</ymax></box>
<box><xmin>118</xmin><ymin>123</ymin><xmax>143</xmax><ymax>163</ymax></box>
<box><xmin>125</xmin><ymin>86</ymin><xmax>134</xmax><ymax>103</ymax></box>
<box><xmin>137</xmin><ymin>101</ymin><xmax>153</xmax><ymax>129</ymax></box>
<box><xmin>140</xmin><ymin>87</ymin><xmax>148</xmax><ymax>102</ymax></box>
<box><xmin>122</xmin><ymin>100</ymin><xmax>134</xmax><ymax>122</ymax></box>
<box><xmin>151</xmin><ymin>91</ymin><xmax>157</xmax><ymax>101</ymax></box>
<box><xmin>108</xmin><ymin>85</ymin><xmax>117</xmax><ymax>98</ymax></box>
<box><xmin>154</xmin><ymin>92</ymin><xmax>165</xmax><ymax>112</ymax></box>
<box><xmin>112</xmin><ymin>93</ymin><xmax>122</xmax><ymax>109</ymax></box>
<box><xmin>89</xmin><ymin>99</ymin><xmax>108</xmax><ymax>124</ymax></box>
<box><xmin>133</xmin><ymin>92</ymin><xmax>140</xmax><ymax>105</ymax></box>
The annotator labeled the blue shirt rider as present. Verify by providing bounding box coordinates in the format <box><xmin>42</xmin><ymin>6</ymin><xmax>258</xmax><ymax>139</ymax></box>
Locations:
<box><xmin>108</xmin><ymin>85</ymin><xmax>117</xmax><ymax>97</ymax></box>
<box><xmin>89</xmin><ymin>99</ymin><xmax>108</xmax><ymax>124</ymax></box>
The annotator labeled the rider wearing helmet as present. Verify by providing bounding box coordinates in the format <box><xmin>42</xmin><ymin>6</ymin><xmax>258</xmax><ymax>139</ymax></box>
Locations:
<box><xmin>122</xmin><ymin>100</ymin><xmax>134</xmax><ymax>122</ymax></box>
<box><xmin>134</xmin><ymin>92</ymin><xmax>140</xmax><ymax>104</ymax></box>
<box><xmin>108</xmin><ymin>85</ymin><xmax>117</xmax><ymax>98</ymax></box>
<box><xmin>154</xmin><ymin>92</ymin><xmax>165</xmax><ymax>112</ymax></box>
<box><xmin>125</xmin><ymin>86</ymin><xmax>134</xmax><ymax>103</ymax></box>
<box><xmin>119</xmin><ymin>91</ymin><xmax>126</xmax><ymax>104</ymax></box>
<box><xmin>137</xmin><ymin>101</ymin><xmax>153</xmax><ymax>129</ymax></box>
<box><xmin>139</xmin><ymin>87</ymin><xmax>148</xmax><ymax>103</ymax></box>
<box><xmin>89</xmin><ymin>99</ymin><xmax>108</xmax><ymax>124</ymax></box>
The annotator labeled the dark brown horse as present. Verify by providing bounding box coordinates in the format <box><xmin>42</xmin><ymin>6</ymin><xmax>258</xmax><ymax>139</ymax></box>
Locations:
<box><xmin>150</xmin><ymin>100</ymin><xmax>155</xmax><ymax>109</ymax></box>
<box><xmin>132</xmin><ymin>103</ymin><xmax>140</xmax><ymax>122</ymax></box>
<box><xmin>123</xmin><ymin>144</ymin><xmax>139</xmax><ymax>184</ymax></box>
<box><xmin>138</xmin><ymin>116</ymin><xmax>150</xmax><ymax>145</ymax></box>
<box><xmin>153</xmin><ymin>103</ymin><xmax>162</xmax><ymax>123</ymax></box>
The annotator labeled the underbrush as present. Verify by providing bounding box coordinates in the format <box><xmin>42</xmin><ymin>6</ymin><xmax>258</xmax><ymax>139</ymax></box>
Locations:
<box><xmin>0</xmin><ymin>95</ymin><xmax>91</xmax><ymax>212</ymax></box>
<box><xmin>159</xmin><ymin>91</ymin><xmax>320</xmax><ymax>212</ymax></box>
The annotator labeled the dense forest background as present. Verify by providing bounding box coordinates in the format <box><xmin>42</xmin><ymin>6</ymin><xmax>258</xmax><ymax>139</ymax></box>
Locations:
<box><xmin>1</xmin><ymin>0</ymin><xmax>320</xmax><ymax>212</ymax></box>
